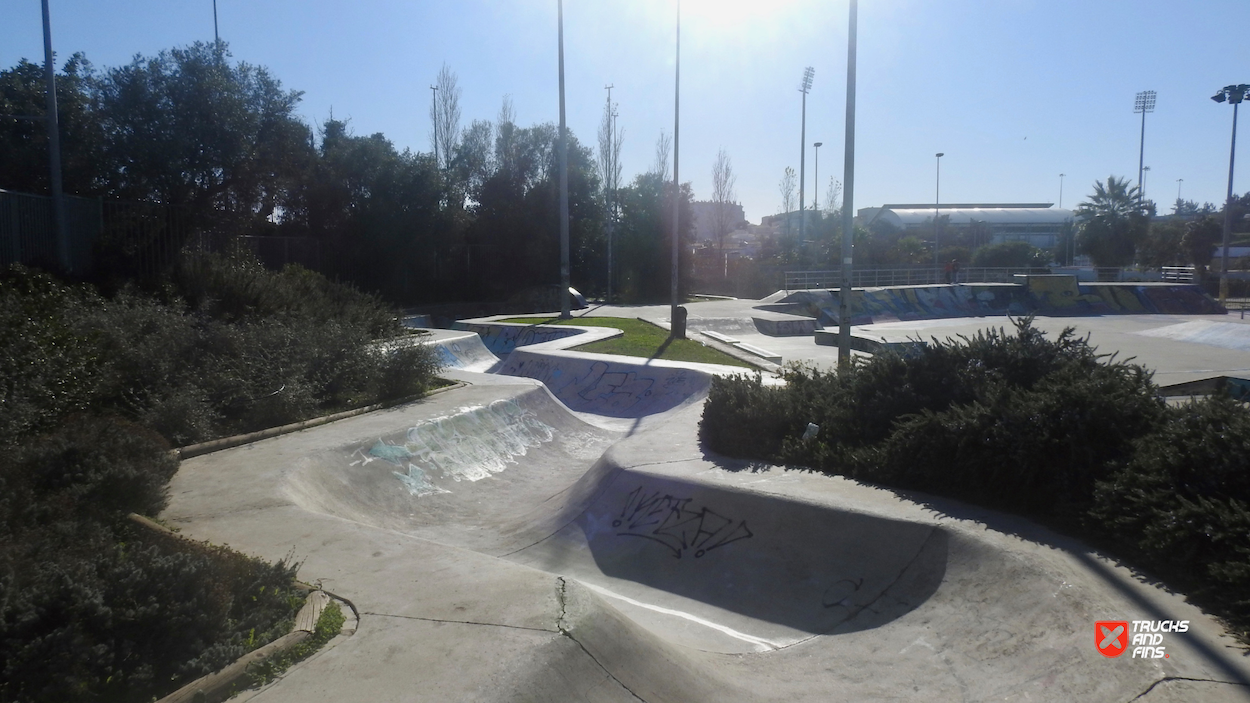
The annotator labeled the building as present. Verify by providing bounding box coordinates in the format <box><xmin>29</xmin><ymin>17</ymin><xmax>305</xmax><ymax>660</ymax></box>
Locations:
<box><xmin>857</xmin><ymin>203</ymin><xmax>1075</xmax><ymax>250</ymax></box>
<box><xmin>691</xmin><ymin>200</ymin><xmax>746</xmax><ymax>243</ymax></box>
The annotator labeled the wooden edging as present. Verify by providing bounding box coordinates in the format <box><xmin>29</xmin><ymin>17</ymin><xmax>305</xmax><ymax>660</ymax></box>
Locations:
<box><xmin>173</xmin><ymin>381</ymin><xmax>466</xmax><ymax>460</ymax></box>
<box><xmin>128</xmin><ymin>515</ymin><xmax>359</xmax><ymax>703</ymax></box>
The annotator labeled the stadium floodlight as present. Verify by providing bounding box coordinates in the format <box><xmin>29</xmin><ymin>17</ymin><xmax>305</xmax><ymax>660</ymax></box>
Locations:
<box><xmin>1212</xmin><ymin>84</ymin><xmax>1250</xmax><ymax>304</ymax></box>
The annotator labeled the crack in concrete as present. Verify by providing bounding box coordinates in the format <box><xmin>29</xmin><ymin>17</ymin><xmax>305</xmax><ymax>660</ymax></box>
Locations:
<box><xmin>1128</xmin><ymin>675</ymin><xmax>1250</xmax><ymax>702</ymax></box>
<box><xmin>555</xmin><ymin>577</ymin><xmax>647</xmax><ymax>703</ymax></box>
<box><xmin>359</xmin><ymin>611</ymin><xmax>555</xmax><ymax>634</ymax></box>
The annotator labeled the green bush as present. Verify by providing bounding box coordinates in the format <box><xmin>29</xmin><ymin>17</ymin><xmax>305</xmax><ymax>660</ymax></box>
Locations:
<box><xmin>700</xmin><ymin>317</ymin><xmax>1250</xmax><ymax>642</ymax></box>
<box><xmin>1094</xmin><ymin>395</ymin><xmax>1250</xmax><ymax>630</ymax></box>
<box><xmin>0</xmin><ymin>418</ymin><xmax>301</xmax><ymax>703</ymax></box>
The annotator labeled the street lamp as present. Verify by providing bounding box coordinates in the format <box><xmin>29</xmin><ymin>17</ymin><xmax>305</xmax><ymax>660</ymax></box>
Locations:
<box><xmin>1142</xmin><ymin>165</ymin><xmax>1151</xmax><ymax>206</ymax></box>
<box><xmin>1176</xmin><ymin>178</ymin><xmax>1183</xmax><ymax>206</ymax></box>
<box><xmin>1212</xmin><ymin>83</ymin><xmax>1249</xmax><ymax>304</ymax></box>
<box><xmin>934</xmin><ymin>152</ymin><xmax>944</xmax><ymax>272</ymax></box>
<box><xmin>813</xmin><ymin>142</ymin><xmax>823</xmax><ymax>212</ymax></box>
<box><xmin>1059</xmin><ymin>173</ymin><xmax>1065</xmax><ymax>209</ymax></box>
<box><xmin>670</xmin><ymin>0</ymin><xmax>683</xmax><ymax>337</ymax></box>
<box><xmin>798</xmin><ymin>66</ymin><xmax>814</xmax><ymax>242</ymax></box>
<box><xmin>837</xmin><ymin>0</ymin><xmax>858</xmax><ymax>371</ymax></box>
<box><xmin>1135</xmin><ymin>90</ymin><xmax>1156</xmax><ymax>205</ymax></box>
<box><xmin>557</xmin><ymin>0</ymin><xmax>570</xmax><ymax>319</ymax></box>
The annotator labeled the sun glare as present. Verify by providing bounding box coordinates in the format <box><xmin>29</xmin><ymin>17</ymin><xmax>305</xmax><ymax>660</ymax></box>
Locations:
<box><xmin>682</xmin><ymin>0</ymin><xmax>795</xmax><ymax>33</ymax></box>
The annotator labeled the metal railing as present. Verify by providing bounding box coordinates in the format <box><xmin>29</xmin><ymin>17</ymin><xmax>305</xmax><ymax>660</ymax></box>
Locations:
<box><xmin>783</xmin><ymin>266</ymin><xmax>1052</xmax><ymax>291</ymax></box>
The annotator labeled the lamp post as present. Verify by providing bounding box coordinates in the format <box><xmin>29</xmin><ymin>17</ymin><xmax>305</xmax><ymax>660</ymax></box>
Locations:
<box><xmin>1059</xmin><ymin>173</ymin><xmax>1065</xmax><ymax>209</ymax></box>
<box><xmin>1212</xmin><ymin>84</ymin><xmax>1249</xmax><ymax>305</ymax></box>
<box><xmin>670</xmin><ymin>0</ymin><xmax>683</xmax><ymax>337</ymax></box>
<box><xmin>813</xmin><ymin>142</ymin><xmax>823</xmax><ymax>212</ymax></box>
<box><xmin>1176</xmin><ymin>178</ymin><xmax>1183</xmax><ymax>206</ymax></box>
<box><xmin>1135</xmin><ymin>90</ymin><xmax>1156</xmax><ymax>206</ymax></box>
<box><xmin>41</xmin><ymin>0</ymin><xmax>69</xmax><ymax>272</ymax></box>
<box><xmin>798</xmin><ymin>67</ymin><xmax>814</xmax><ymax>242</ymax></box>
<box><xmin>934</xmin><ymin>152</ymin><xmax>944</xmax><ymax>272</ymax></box>
<box><xmin>1142</xmin><ymin>166</ymin><xmax>1151</xmax><ymax>207</ymax></box>
<box><xmin>837</xmin><ymin>0</ymin><xmax>857</xmax><ymax>371</ymax></box>
<box><xmin>557</xmin><ymin>0</ymin><xmax>570</xmax><ymax>319</ymax></box>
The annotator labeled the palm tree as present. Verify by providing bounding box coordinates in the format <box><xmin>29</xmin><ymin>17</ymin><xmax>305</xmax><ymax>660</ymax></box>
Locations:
<box><xmin>1075</xmin><ymin>176</ymin><xmax>1142</xmax><ymax>221</ymax></box>
<box><xmin>1075</xmin><ymin>176</ymin><xmax>1148</xmax><ymax>267</ymax></box>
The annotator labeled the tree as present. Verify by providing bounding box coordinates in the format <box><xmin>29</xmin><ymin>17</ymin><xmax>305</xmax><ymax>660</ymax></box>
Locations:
<box><xmin>0</xmin><ymin>53</ymin><xmax>105</xmax><ymax>197</ymax></box>
<box><xmin>710</xmin><ymin>148</ymin><xmax>738</xmax><ymax>261</ymax></box>
<box><xmin>1137</xmin><ymin>219</ymin><xmax>1185</xmax><ymax>269</ymax></box>
<box><xmin>778</xmin><ymin>166</ymin><xmax>796</xmax><ymax>216</ymax></box>
<box><xmin>823</xmin><ymin>176</ymin><xmax>842</xmax><ymax>216</ymax></box>
<box><xmin>971</xmin><ymin>241</ymin><xmax>1047</xmax><ymax>268</ymax></box>
<box><xmin>430</xmin><ymin>63</ymin><xmax>461</xmax><ymax>172</ymax></box>
<box><xmin>614</xmin><ymin>172</ymin><xmax>693</xmax><ymax>303</ymax></box>
<box><xmin>652</xmin><ymin>130</ymin><xmax>671</xmax><ymax>182</ymax></box>
<box><xmin>596</xmin><ymin>98</ymin><xmax>623</xmax><ymax>206</ymax></box>
<box><xmin>1074</xmin><ymin>176</ymin><xmax>1148</xmax><ymax>267</ymax></box>
<box><xmin>1182</xmin><ymin>215</ymin><xmax>1222</xmax><ymax>282</ymax></box>
<box><xmin>92</xmin><ymin>42</ymin><xmax>313</xmax><ymax>234</ymax></box>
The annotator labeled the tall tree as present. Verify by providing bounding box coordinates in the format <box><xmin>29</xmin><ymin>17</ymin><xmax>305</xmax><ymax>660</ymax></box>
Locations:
<box><xmin>823</xmin><ymin>176</ymin><xmax>842</xmax><ymax>216</ymax></box>
<box><xmin>597</xmin><ymin>97</ymin><xmax>623</xmax><ymax>210</ymax></box>
<box><xmin>710</xmin><ymin>148</ymin><xmax>737</xmax><ymax>259</ymax></box>
<box><xmin>92</xmin><ymin>42</ymin><xmax>312</xmax><ymax>233</ymax></box>
<box><xmin>1182</xmin><ymin>215</ymin><xmax>1222</xmax><ymax>282</ymax></box>
<box><xmin>778</xmin><ymin>166</ymin><xmax>797</xmax><ymax>228</ymax></box>
<box><xmin>429</xmin><ymin>63</ymin><xmax>461</xmax><ymax>172</ymax></box>
<box><xmin>652</xmin><ymin>130</ymin><xmax>671</xmax><ymax>182</ymax></box>
<box><xmin>1075</xmin><ymin>176</ymin><xmax>1148</xmax><ymax>267</ymax></box>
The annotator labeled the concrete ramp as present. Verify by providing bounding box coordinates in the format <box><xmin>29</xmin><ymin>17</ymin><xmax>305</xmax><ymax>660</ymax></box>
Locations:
<box><xmin>498</xmin><ymin>349</ymin><xmax>748</xmax><ymax>419</ymax></box>
<box><xmin>419</xmin><ymin>328</ymin><xmax>502</xmax><ymax>372</ymax></box>
<box><xmin>508</xmin><ymin>468</ymin><xmax>947</xmax><ymax>653</ymax></box>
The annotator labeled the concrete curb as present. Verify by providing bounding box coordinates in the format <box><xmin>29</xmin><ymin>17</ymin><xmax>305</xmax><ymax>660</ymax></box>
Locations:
<box><xmin>127</xmin><ymin>514</ymin><xmax>358</xmax><ymax>703</ymax></box>
<box><xmin>173</xmin><ymin>382</ymin><xmax>467</xmax><ymax>460</ymax></box>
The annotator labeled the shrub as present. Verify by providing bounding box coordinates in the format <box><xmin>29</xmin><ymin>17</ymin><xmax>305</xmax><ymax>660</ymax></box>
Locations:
<box><xmin>1093</xmin><ymin>395</ymin><xmax>1250</xmax><ymax>627</ymax></box>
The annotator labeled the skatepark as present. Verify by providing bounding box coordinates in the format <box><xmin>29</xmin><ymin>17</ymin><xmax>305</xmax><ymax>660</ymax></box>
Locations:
<box><xmin>161</xmin><ymin>278</ymin><xmax>1250</xmax><ymax>702</ymax></box>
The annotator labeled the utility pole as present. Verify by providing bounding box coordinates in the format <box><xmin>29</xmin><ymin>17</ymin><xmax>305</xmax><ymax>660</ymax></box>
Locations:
<box><xmin>838</xmin><ymin>0</ymin><xmax>857</xmax><ymax>371</ymax></box>
<box><xmin>1212</xmin><ymin>84</ymin><xmax>1248</xmax><ymax>305</ymax></box>
<box><xmin>41</xmin><ymin>0</ymin><xmax>69</xmax><ymax>272</ymax></box>
<box><xmin>798</xmin><ymin>66</ymin><xmax>814</xmax><ymax>242</ymax></box>
<box><xmin>1059</xmin><ymin>173</ymin><xmax>1065</xmax><ymax>209</ymax></box>
<box><xmin>558</xmin><ymin>0</ymin><xmax>571</xmax><ymax>319</ymax></box>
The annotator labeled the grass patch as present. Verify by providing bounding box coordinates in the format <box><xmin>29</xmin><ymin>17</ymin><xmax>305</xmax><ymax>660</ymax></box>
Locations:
<box><xmin>499</xmin><ymin>316</ymin><xmax>754</xmax><ymax>368</ymax></box>
<box><xmin>249</xmin><ymin>601</ymin><xmax>347</xmax><ymax>688</ymax></box>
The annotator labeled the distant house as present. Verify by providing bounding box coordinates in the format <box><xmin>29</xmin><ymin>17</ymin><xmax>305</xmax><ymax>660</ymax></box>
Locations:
<box><xmin>691</xmin><ymin>200</ymin><xmax>746</xmax><ymax>243</ymax></box>
<box><xmin>857</xmin><ymin>203</ymin><xmax>1075</xmax><ymax>250</ymax></box>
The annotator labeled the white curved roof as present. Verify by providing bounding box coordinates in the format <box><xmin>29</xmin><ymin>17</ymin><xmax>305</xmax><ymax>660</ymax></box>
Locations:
<box><xmin>874</xmin><ymin>207</ymin><xmax>1075</xmax><ymax>227</ymax></box>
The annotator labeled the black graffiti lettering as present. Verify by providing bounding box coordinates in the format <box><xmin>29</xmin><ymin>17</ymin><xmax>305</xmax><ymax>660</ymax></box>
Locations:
<box><xmin>613</xmin><ymin>486</ymin><xmax>753</xmax><ymax>559</ymax></box>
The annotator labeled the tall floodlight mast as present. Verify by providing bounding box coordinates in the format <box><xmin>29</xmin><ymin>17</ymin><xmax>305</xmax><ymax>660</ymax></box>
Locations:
<box><xmin>1134</xmin><ymin>90</ymin><xmax>1156</xmax><ymax>206</ymax></box>
<box><xmin>798</xmin><ymin>66</ymin><xmax>814</xmax><ymax>241</ymax></box>
<box><xmin>1212</xmin><ymin>84</ymin><xmax>1249</xmax><ymax>304</ymax></box>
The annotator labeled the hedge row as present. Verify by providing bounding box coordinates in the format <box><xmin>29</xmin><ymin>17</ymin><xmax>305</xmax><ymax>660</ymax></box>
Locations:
<box><xmin>700</xmin><ymin>317</ymin><xmax>1250</xmax><ymax>642</ymax></box>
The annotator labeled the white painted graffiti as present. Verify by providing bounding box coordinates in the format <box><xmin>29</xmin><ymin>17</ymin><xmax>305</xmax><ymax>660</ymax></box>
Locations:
<box><xmin>349</xmin><ymin>398</ymin><xmax>556</xmax><ymax>496</ymax></box>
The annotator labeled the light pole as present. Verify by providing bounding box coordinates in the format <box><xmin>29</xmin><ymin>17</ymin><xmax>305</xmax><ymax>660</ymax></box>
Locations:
<box><xmin>670</xmin><ymin>0</ymin><xmax>683</xmax><ymax>337</ymax></box>
<box><xmin>798</xmin><ymin>67</ymin><xmax>814</xmax><ymax>242</ymax></box>
<box><xmin>557</xmin><ymin>0</ymin><xmax>570</xmax><ymax>319</ymax></box>
<box><xmin>934</xmin><ymin>152</ymin><xmax>944</xmax><ymax>272</ymax></box>
<box><xmin>605</xmin><ymin>84</ymin><xmax>616</xmax><ymax>304</ymax></box>
<box><xmin>213</xmin><ymin>0</ymin><xmax>219</xmax><ymax>45</ymax></box>
<box><xmin>813</xmin><ymin>142</ymin><xmax>823</xmax><ymax>212</ymax></box>
<box><xmin>1059</xmin><ymin>173</ymin><xmax>1065</xmax><ymax>209</ymax></box>
<box><xmin>837</xmin><ymin>0</ymin><xmax>857</xmax><ymax>371</ymax></box>
<box><xmin>1176</xmin><ymin>178</ymin><xmax>1183</xmax><ymax>206</ymax></box>
<box><xmin>1135</xmin><ymin>90</ymin><xmax>1156</xmax><ymax>205</ymax></box>
<box><xmin>41</xmin><ymin>0</ymin><xmax>69</xmax><ymax>272</ymax></box>
<box><xmin>1142</xmin><ymin>165</ymin><xmax>1151</xmax><ymax>207</ymax></box>
<box><xmin>1212</xmin><ymin>84</ymin><xmax>1249</xmax><ymax>304</ymax></box>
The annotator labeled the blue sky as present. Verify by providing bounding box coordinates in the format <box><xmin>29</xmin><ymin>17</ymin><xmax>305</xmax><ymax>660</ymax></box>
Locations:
<box><xmin>3</xmin><ymin>0</ymin><xmax>1249</xmax><ymax>224</ymax></box>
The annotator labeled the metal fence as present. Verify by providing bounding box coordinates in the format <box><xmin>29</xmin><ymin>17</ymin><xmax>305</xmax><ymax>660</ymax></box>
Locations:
<box><xmin>1</xmin><ymin>188</ymin><xmax>191</xmax><ymax>282</ymax></box>
<box><xmin>1</xmin><ymin>189</ymin><xmax>102</xmax><ymax>273</ymax></box>
<box><xmin>783</xmin><ymin>266</ymin><xmax>1053</xmax><ymax>291</ymax></box>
